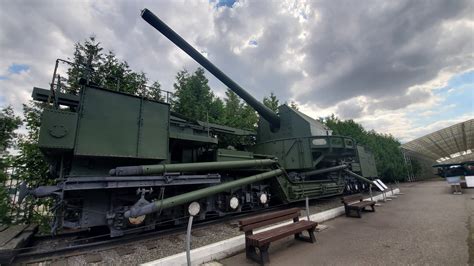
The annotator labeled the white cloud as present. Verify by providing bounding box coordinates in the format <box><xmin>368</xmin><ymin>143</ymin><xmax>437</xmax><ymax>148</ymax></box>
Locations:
<box><xmin>0</xmin><ymin>0</ymin><xmax>473</xmax><ymax>143</ymax></box>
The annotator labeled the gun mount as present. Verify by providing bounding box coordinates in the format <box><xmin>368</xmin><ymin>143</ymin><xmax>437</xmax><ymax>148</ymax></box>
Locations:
<box><xmin>141</xmin><ymin>8</ymin><xmax>359</xmax><ymax>172</ymax></box>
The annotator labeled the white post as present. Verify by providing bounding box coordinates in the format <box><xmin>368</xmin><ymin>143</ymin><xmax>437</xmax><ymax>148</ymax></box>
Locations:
<box><xmin>395</xmin><ymin>180</ymin><xmax>404</xmax><ymax>195</ymax></box>
<box><xmin>305</xmin><ymin>196</ymin><xmax>310</xmax><ymax>221</ymax></box>
<box><xmin>186</xmin><ymin>202</ymin><xmax>201</xmax><ymax>266</ymax></box>
<box><xmin>369</xmin><ymin>184</ymin><xmax>374</xmax><ymax>202</ymax></box>
<box><xmin>186</xmin><ymin>216</ymin><xmax>194</xmax><ymax>266</ymax></box>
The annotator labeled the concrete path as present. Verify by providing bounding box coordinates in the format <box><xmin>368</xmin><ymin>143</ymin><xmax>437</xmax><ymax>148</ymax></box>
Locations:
<box><xmin>220</xmin><ymin>180</ymin><xmax>473</xmax><ymax>265</ymax></box>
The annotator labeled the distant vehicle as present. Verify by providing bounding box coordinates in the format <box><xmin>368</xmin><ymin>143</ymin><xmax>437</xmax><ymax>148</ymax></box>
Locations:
<box><xmin>433</xmin><ymin>161</ymin><xmax>474</xmax><ymax>189</ymax></box>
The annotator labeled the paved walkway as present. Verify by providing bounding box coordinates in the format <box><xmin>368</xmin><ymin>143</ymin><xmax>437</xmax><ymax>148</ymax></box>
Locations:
<box><xmin>220</xmin><ymin>180</ymin><xmax>473</xmax><ymax>265</ymax></box>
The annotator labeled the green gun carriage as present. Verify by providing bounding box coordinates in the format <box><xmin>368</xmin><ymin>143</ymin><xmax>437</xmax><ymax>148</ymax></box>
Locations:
<box><xmin>25</xmin><ymin>8</ymin><xmax>377</xmax><ymax>237</ymax></box>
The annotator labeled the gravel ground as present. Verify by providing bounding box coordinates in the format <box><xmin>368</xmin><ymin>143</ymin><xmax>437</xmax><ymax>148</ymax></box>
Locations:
<box><xmin>20</xmin><ymin>186</ymin><xmax>401</xmax><ymax>266</ymax></box>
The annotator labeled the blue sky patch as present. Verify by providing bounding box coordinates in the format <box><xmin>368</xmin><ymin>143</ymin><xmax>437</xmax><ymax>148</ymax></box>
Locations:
<box><xmin>215</xmin><ymin>0</ymin><xmax>237</xmax><ymax>8</ymax></box>
<box><xmin>447</xmin><ymin>70</ymin><xmax>474</xmax><ymax>88</ymax></box>
<box><xmin>0</xmin><ymin>76</ymin><xmax>7</xmax><ymax>80</ymax></box>
<box><xmin>410</xmin><ymin>70</ymin><xmax>474</xmax><ymax>126</ymax></box>
<box><xmin>248</xmin><ymin>40</ymin><xmax>258</xmax><ymax>46</ymax></box>
<box><xmin>299</xmin><ymin>11</ymin><xmax>308</xmax><ymax>20</ymax></box>
<box><xmin>8</xmin><ymin>63</ymin><xmax>29</xmax><ymax>74</ymax></box>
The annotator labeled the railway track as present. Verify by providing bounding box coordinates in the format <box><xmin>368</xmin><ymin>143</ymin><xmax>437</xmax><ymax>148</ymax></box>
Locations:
<box><xmin>10</xmin><ymin>189</ymin><xmax>371</xmax><ymax>265</ymax></box>
<box><xmin>12</xmin><ymin>204</ymin><xmax>290</xmax><ymax>264</ymax></box>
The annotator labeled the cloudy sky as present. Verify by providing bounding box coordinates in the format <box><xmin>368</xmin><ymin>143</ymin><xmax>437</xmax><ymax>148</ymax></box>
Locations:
<box><xmin>0</xmin><ymin>0</ymin><xmax>473</xmax><ymax>143</ymax></box>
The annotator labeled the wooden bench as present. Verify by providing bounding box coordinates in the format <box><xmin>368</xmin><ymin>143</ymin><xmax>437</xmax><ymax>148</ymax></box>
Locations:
<box><xmin>341</xmin><ymin>194</ymin><xmax>376</xmax><ymax>218</ymax></box>
<box><xmin>238</xmin><ymin>208</ymin><xmax>317</xmax><ymax>265</ymax></box>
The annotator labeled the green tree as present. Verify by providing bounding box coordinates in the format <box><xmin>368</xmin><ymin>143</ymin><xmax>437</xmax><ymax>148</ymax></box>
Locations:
<box><xmin>323</xmin><ymin>115</ymin><xmax>408</xmax><ymax>182</ymax></box>
<box><xmin>209</xmin><ymin>97</ymin><xmax>225</xmax><ymax>124</ymax></box>
<box><xmin>0</xmin><ymin>106</ymin><xmax>22</xmax><ymax>153</ymax></box>
<box><xmin>139</xmin><ymin>81</ymin><xmax>164</xmax><ymax>102</ymax></box>
<box><xmin>13</xmin><ymin>103</ymin><xmax>49</xmax><ymax>184</ymax></box>
<box><xmin>0</xmin><ymin>106</ymin><xmax>22</xmax><ymax>224</ymax></box>
<box><xmin>172</xmin><ymin>68</ymin><xmax>221</xmax><ymax>123</ymax></box>
<box><xmin>410</xmin><ymin>158</ymin><xmax>422</xmax><ymax>177</ymax></box>
<box><xmin>223</xmin><ymin>90</ymin><xmax>257</xmax><ymax>130</ymax></box>
<box><xmin>66</xmin><ymin>36</ymin><xmax>162</xmax><ymax>99</ymax></box>
<box><xmin>263</xmin><ymin>92</ymin><xmax>280</xmax><ymax>112</ymax></box>
<box><xmin>10</xmin><ymin>103</ymin><xmax>51</xmax><ymax>228</ymax></box>
<box><xmin>240</xmin><ymin>104</ymin><xmax>258</xmax><ymax>130</ymax></box>
<box><xmin>223</xmin><ymin>90</ymin><xmax>243</xmax><ymax>127</ymax></box>
<box><xmin>289</xmin><ymin>101</ymin><xmax>299</xmax><ymax>110</ymax></box>
<box><xmin>66</xmin><ymin>36</ymin><xmax>103</xmax><ymax>94</ymax></box>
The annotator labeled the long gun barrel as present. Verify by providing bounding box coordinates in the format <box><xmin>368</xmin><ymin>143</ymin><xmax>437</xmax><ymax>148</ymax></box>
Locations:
<box><xmin>124</xmin><ymin>168</ymin><xmax>283</xmax><ymax>218</ymax></box>
<box><xmin>301</xmin><ymin>164</ymin><xmax>348</xmax><ymax>177</ymax></box>
<box><xmin>343</xmin><ymin>169</ymin><xmax>374</xmax><ymax>184</ymax></box>
<box><xmin>110</xmin><ymin>159</ymin><xmax>276</xmax><ymax>176</ymax></box>
<box><xmin>141</xmin><ymin>8</ymin><xmax>281</xmax><ymax>129</ymax></box>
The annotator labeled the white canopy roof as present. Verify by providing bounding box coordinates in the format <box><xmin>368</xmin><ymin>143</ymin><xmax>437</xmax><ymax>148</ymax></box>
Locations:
<box><xmin>401</xmin><ymin>119</ymin><xmax>474</xmax><ymax>164</ymax></box>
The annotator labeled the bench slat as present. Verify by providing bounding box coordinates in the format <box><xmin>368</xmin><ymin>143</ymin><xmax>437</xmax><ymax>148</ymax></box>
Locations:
<box><xmin>349</xmin><ymin>201</ymin><xmax>375</xmax><ymax>208</ymax></box>
<box><xmin>240</xmin><ymin>212</ymin><xmax>299</xmax><ymax>232</ymax></box>
<box><xmin>247</xmin><ymin>220</ymin><xmax>317</xmax><ymax>246</ymax></box>
<box><xmin>238</xmin><ymin>207</ymin><xmax>301</xmax><ymax>226</ymax></box>
<box><xmin>341</xmin><ymin>193</ymin><xmax>363</xmax><ymax>203</ymax></box>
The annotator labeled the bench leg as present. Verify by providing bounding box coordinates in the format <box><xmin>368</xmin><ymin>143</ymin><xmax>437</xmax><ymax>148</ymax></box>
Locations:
<box><xmin>347</xmin><ymin>208</ymin><xmax>357</xmax><ymax>218</ymax></box>
<box><xmin>362</xmin><ymin>206</ymin><xmax>375</xmax><ymax>212</ymax></box>
<box><xmin>245</xmin><ymin>243</ymin><xmax>270</xmax><ymax>265</ymax></box>
<box><xmin>295</xmin><ymin>232</ymin><xmax>302</xmax><ymax>240</ymax></box>
<box><xmin>308</xmin><ymin>228</ymin><xmax>316</xmax><ymax>243</ymax></box>
<box><xmin>295</xmin><ymin>229</ymin><xmax>316</xmax><ymax>243</ymax></box>
<box><xmin>246</xmin><ymin>244</ymin><xmax>258</xmax><ymax>261</ymax></box>
<box><xmin>258</xmin><ymin>244</ymin><xmax>270</xmax><ymax>265</ymax></box>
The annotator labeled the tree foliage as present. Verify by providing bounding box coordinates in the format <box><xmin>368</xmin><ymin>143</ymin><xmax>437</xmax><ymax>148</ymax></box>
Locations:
<box><xmin>13</xmin><ymin>103</ymin><xmax>49</xmax><ymax>184</ymax></box>
<box><xmin>223</xmin><ymin>90</ymin><xmax>258</xmax><ymax>130</ymax></box>
<box><xmin>263</xmin><ymin>92</ymin><xmax>280</xmax><ymax>112</ymax></box>
<box><xmin>410</xmin><ymin>158</ymin><xmax>422</xmax><ymax>177</ymax></box>
<box><xmin>0</xmin><ymin>106</ymin><xmax>22</xmax><ymax>224</ymax></box>
<box><xmin>289</xmin><ymin>101</ymin><xmax>299</xmax><ymax>110</ymax></box>
<box><xmin>66</xmin><ymin>36</ymin><xmax>162</xmax><ymax>99</ymax></box>
<box><xmin>66</xmin><ymin>36</ymin><xmax>103</xmax><ymax>94</ymax></box>
<box><xmin>0</xmin><ymin>106</ymin><xmax>22</xmax><ymax>154</ymax></box>
<box><xmin>0</xmin><ymin>103</ymin><xmax>50</xmax><ymax>226</ymax></box>
<box><xmin>172</xmin><ymin>68</ymin><xmax>222</xmax><ymax>123</ymax></box>
<box><xmin>8</xmin><ymin>103</ymin><xmax>52</xmax><ymax>228</ymax></box>
<box><xmin>324</xmin><ymin>115</ymin><xmax>408</xmax><ymax>182</ymax></box>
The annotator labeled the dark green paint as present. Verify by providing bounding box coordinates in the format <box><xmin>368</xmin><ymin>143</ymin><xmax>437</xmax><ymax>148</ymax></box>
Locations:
<box><xmin>38</xmin><ymin>109</ymin><xmax>78</xmax><ymax>150</ymax></box>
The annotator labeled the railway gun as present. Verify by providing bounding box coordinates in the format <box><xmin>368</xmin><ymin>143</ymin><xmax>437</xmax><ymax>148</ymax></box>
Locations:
<box><xmin>23</xmin><ymin>8</ymin><xmax>378</xmax><ymax>237</ymax></box>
